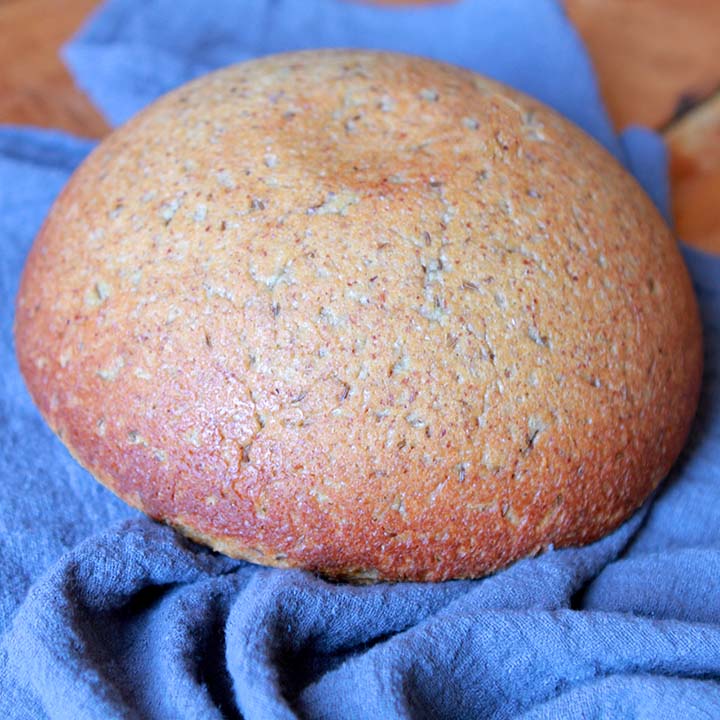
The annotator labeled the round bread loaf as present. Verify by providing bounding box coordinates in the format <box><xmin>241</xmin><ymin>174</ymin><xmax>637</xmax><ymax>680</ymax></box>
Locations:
<box><xmin>15</xmin><ymin>50</ymin><xmax>702</xmax><ymax>582</ymax></box>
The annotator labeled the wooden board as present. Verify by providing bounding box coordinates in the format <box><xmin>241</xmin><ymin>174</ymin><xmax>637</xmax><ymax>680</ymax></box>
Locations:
<box><xmin>0</xmin><ymin>0</ymin><xmax>718</xmax><ymax>253</ymax></box>
<box><xmin>565</xmin><ymin>0</ymin><xmax>720</xmax><ymax>131</ymax></box>
<box><xmin>666</xmin><ymin>93</ymin><xmax>720</xmax><ymax>255</ymax></box>
<box><xmin>0</xmin><ymin>0</ymin><xmax>109</xmax><ymax>137</ymax></box>
<box><xmin>564</xmin><ymin>0</ymin><xmax>720</xmax><ymax>254</ymax></box>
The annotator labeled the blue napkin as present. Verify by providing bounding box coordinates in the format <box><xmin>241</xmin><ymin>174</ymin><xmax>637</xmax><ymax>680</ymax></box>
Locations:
<box><xmin>1</xmin><ymin>1</ymin><xmax>719</xmax><ymax>717</ymax></box>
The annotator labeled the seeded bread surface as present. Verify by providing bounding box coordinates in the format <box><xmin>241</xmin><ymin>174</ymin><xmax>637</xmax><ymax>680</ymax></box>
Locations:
<box><xmin>15</xmin><ymin>50</ymin><xmax>702</xmax><ymax>582</ymax></box>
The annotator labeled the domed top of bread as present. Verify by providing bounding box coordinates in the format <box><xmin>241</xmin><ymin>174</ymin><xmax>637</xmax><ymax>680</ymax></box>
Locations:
<box><xmin>15</xmin><ymin>50</ymin><xmax>702</xmax><ymax>581</ymax></box>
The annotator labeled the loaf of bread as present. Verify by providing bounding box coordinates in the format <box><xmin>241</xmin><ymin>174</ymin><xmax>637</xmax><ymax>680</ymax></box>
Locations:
<box><xmin>15</xmin><ymin>50</ymin><xmax>702</xmax><ymax>582</ymax></box>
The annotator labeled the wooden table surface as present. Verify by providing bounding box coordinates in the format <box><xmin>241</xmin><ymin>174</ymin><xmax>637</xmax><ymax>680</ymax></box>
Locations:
<box><xmin>2</xmin><ymin>0</ymin><xmax>719</xmax><ymax>254</ymax></box>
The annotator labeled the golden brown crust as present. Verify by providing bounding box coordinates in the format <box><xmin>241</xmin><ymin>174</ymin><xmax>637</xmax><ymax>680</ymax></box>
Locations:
<box><xmin>14</xmin><ymin>50</ymin><xmax>702</xmax><ymax>582</ymax></box>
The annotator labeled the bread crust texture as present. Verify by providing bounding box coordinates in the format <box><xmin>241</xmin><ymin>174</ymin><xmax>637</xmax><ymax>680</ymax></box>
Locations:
<box><xmin>15</xmin><ymin>50</ymin><xmax>702</xmax><ymax>582</ymax></box>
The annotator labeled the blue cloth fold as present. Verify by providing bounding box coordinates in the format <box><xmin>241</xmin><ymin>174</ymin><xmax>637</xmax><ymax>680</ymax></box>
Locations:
<box><xmin>1</xmin><ymin>1</ymin><xmax>719</xmax><ymax>718</ymax></box>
